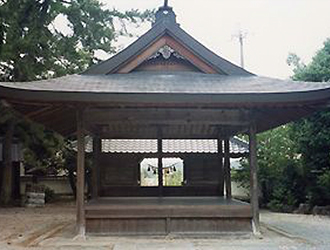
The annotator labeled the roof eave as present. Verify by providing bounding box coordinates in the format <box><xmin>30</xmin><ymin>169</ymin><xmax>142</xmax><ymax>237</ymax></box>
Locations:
<box><xmin>1</xmin><ymin>86</ymin><xmax>330</xmax><ymax>107</ymax></box>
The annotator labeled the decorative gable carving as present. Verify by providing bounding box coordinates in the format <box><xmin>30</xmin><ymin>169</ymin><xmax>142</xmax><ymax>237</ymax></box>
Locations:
<box><xmin>134</xmin><ymin>45</ymin><xmax>201</xmax><ymax>72</ymax></box>
<box><xmin>116</xmin><ymin>35</ymin><xmax>217</xmax><ymax>74</ymax></box>
<box><xmin>149</xmin><ymin>45</ymin><xmax>184</xmax><ymax>60</ymax></box>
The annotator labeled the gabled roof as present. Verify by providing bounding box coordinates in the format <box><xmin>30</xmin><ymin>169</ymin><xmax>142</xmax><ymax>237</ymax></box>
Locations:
<box><xmin>83</xmin><ymin>5</ymin><xmax>253</xmax><ymax>76</ymax></box>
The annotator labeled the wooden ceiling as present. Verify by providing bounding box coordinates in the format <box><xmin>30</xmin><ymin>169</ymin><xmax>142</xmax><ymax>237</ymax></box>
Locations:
<box><xmin>9</xmin><ymin>100</ymin><xmax>320</xmax><ymax>140</ymax></box>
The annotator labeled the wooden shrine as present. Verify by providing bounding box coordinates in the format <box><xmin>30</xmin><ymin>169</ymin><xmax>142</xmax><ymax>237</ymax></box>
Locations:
<box><xmin>1</xmin><ymin>2</ymin><xmax>330</xmax><ymax>236</ymax></box>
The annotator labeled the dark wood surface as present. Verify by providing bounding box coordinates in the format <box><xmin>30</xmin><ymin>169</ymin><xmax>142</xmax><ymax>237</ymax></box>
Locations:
<box><xmin>98</xmin><ymin>153</ymin><xmax>223</xmax><ymax>197</ymax></box>
<box><xmin>0</xmin><ymin>121</ymin><xmax>14</xmax><ymax>204</ymax></box>
<box><xmin>76</xmin><ymin>109</ymin><xmax>86</xmax><ymax>235</ymax></box>
<box><xmin>85</xmin><ymin>197</ymin><xmax>252</xmax><ymax>218</ymax></box>
<box><xmin>87</xmin><ymin>196</ymin><xmax>249</xmax><ymax>205</ymax></box>
<box><xmin>224</xmin><ymin>139</ymin><xmax>232</xmax><ymax>198</ymax></box>
<box><xmin>217</xmin><ymin>138</ymin><xmax>224</xmax><ymax>196</ymax></box>
<box><xmin>249</xmin><ymin>124</ymin><xmax>260</xmax><ymax>234</ymax></box>
<box><xmin>91</xmin><ymin>136</ymin><xmax>101</xmax><ymax>199</ymax></box>
<box><xmin>85</xmin><ymin>197</ymin><xmax>252</xmax><ymax>235</ymax></box>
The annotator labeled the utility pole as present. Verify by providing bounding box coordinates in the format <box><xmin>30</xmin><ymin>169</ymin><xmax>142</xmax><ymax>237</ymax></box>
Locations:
<box><xmin>233</xmin><ymin>30</ymin><xmax>247</xmax><ymax>69</ymax></box>
<box><xmin>239</xmin><ymin>32</ymin><xmax>245</xmax><ymax>69</ymax></box>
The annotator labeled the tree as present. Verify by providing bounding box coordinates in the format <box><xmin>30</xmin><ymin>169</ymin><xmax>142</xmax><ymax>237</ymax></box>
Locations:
<box><xmin>234</xmin><ymin>38</ymin><xmax>330</xmax><ymax>211</ymax></box>
<box><xmin>0</xmin><ymin>0</ymin><xmax>153</xmax><ymax>205</ymax></box>
<box><xmin>288</xmin><ymin>39</ymin><xmax>330</xmax><ymax>82</ymax></box>
<box><xmin>288</xmin><ymin>39</ymin><xmax>330</xmax><ymax>206</ymax></box>
<box><xmin>0</xmin><ymin>0</ymin><xmax>153</xmax><ymax>81</ymax></box>
<box><xmin>233</xmin><ymin>126</ymin><xmax>304</xmax><ymax>212</ymax></box>
<box><xmin>0</xmin><ymin>105</ymin><xmax>67</xmax><ymax>204</ymax></box>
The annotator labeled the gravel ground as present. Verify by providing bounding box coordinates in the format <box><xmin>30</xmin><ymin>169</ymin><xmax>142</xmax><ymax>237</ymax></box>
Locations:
<box><xmin>261</xmin><ymin>210</ymin><xmax>330</xmax><ymax>248</ymax></box>
<box><xmin>0</xmin><ymin>202</ymin><xmax>330</xmax><ymax>250</ymax></box>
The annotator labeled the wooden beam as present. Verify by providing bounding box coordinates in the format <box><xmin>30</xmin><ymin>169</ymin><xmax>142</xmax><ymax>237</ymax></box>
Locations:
<box><xmin>116</xmin><ymin>37</ymin><xmax>167</xmax><ymax>73</ymax></box>
<box><xmin>157</xmin><ymin>128</ymin><xmax>163</xmax><ymax>196</ymax></box>
<box><xmin>165</xmin><ymin>35</ymin><xmax>219</xmax><ymax>74</ymax></box>
<box><xmin>249</xmin><ymin>124</ymin><xmax>261</xmax><ymax>235</ymax></box>
<box><xmin>76</xmin><ymin>108</ymin><xmax>86</xmax><ymax>236</ymax></box>
<box><xmin>85</xmin><ymin>108</ymin><xmax>250</xmax><ymax>126</ymax></box>
<box><xmin>0</xmin><ymin>120</ymin><xmax>14</xmax><ymax>205</ymax></box>
<box><xmin>91</xmin><ymin>136</ymin><xmax>101</xmax><ymax>199</ymax></box>
<box><xmin>86</xmin><ymin>108</ymin><xmax>249</xmax><ymax>120</ymax></box>
<box><xmin>91</xmin><ymin>120</ymin><xmax>248</xmax><ymax>127</ymax></box>
<box><xmin>25</xmin><ymin>105</ymin><xmax>54</xmax><ymax>119</ymax></box>
<box><xmin>217</xmin><ymin>138</ymin><xmax>224</xmax><ymax>196</ymax></box>
<box><xmin>224</xmin><ymin>139</ymin><xmax>232</xmax><ymax>199</ymax></box>
<box><xmin>254</xmin><ymin>107</ymin><xmax>314</xmax><ymax>133</ymax></box>
<box><xmin>93</xmin><ymin>128</ymin><xmax>246</xmax><ymax>140</ymax></box>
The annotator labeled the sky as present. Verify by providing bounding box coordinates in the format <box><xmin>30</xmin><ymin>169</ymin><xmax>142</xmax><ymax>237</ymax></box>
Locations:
<box><xmin>97</xmin><ymin>0</ymin><xmax>330</xmax><ymax>79</ymax></box>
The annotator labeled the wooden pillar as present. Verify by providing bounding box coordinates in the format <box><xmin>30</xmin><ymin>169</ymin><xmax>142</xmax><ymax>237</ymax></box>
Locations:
<box><xmin>91</xmin><ymin>136</ymin><xmax>101</xmax><ymax>199</ymax></box>
<box><xmin>76</xmin><ymin>108</ymin><xmax>86</xmax><ymax>236</ymax></box>
<box><xmin>0</xmin><ymin>120</ymin><xmax>14</xmax><ymax>205</ymax></box>
<box><xmin>217</xmin><ymin>138</ymin><xmax>224</xmax><ymax>196</ymax></box>
<box><xmin>249</xmin><ymin>124</ymin><xmax>260</xmax><ymax>235</ymax></box>
<box><xmin>157</xmin><ymin>128</ymin><xmax>163</xmax><ymax>196</ymax></box>
<box><xmin>224</xmin><ymin>139</ymin><xmax>232</xmax><ymax>199</ymax></box>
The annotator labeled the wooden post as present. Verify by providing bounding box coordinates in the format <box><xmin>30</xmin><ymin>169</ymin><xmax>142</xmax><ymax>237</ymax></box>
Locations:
<box><xmin>157</xmin><ymin>127</ymin><xmax>163</xmax><ymax>196</ymax></box>
<box><xmin>224</xmin><ymin>139</ymin><xmax>232</xmax><ymax>199</ymax></box>
<box><xmin>217</xmin><ymin>138</ymin><xmax>224</xmax><ymax>196</ymax></box>
<box><xmin>249</xmin><ymin>124</ymin><xmax>261</xmax><ymax>235</ymax></box>
<box><xmin>76</xmin><ymin>108</ymin><xmax>86</xmax><ymax>236</ymax></box>
<box><xmin>0</xmin><ymin>120</ymin><xmax>14</xmax><ymax>205</ymax></box>
<box><xmin>91</xmin><ymin>136</ymin><xmax>101</xmax><ymax>199</ymax></box>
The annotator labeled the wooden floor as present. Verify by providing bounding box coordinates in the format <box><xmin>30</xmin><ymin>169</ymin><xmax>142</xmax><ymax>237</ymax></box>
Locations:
<box><xmin>85</xmin><ymin>197</ymin><xmax>252</xmax><ymax>235</ymax></box>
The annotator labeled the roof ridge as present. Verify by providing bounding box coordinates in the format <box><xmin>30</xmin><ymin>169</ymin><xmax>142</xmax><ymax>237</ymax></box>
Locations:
<box><xmin>82</xmin><ymin>10</ymin><xmax>254</xmax><ymax>76</ymax></box>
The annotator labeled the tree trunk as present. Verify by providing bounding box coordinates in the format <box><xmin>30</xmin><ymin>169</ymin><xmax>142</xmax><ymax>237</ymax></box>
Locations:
<box><xmin>0</xmin><ymin>120</ymin><xmax>14</xmax><ymax>205</ymax></box>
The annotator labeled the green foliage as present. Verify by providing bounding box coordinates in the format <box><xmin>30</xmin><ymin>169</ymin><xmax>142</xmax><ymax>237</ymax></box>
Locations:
<box><xmin>0</xmin><ymin>0</ymin><xmax>153</xmax><ymax>202</ymax></box>
<box><xmin>61</xmin><ymin>140</ymin><xmax>93</xmax><ymax>197</ymax></box>
<box><xmin>267</xmin><ymin>186</ymin><xmax>297</xmax><ymax>213</ymax></box>
<box><xmin>0</xmin><ymin>105</ymin><xmax>65</xmax><ymax>173</ymax></box>
<box><xmin>317</xmin><ymin>170</ymin><xmax>330</xmax><ymax>203</ymax></box>
<box><xmin>288</xmin><ymin>38</ymin><xmax>330</xmax><ymax>206</ymax></box>
<box><xmin>289</xmin><ymin>39</ymin><xmax>330</xmax><ymax>82</ymax></box>
<box><xmin>0</xmin><ymin>0</ymin><xmax>153</xmax><ymax>81</ymax></box>
<box><xmin>44</xmin><ymin>186</ymin><xmax>56</xmax><ymax>203</ymax></box>
<box><xmin>233</xmin><ymin>38</ymin><xmax>330</xmax><ymax>211</ymax></box>
<box><xmin>291</xmin><ymin>113</ymin><xmax>330</xmax><ymax>206</ymax></box>
<box><xmin>233</xmin><ymin>125</ymin><xmax>305</xmax><ymax>211</ymax></box>
<box><xmin>21</xmin><ymin>124</ymin><xmax>65</xmax><ymax>172</ymax></box>
<box><xmin>164</xmin><ymin>169</ymin><xmax>183</xmax><ymax>186</ymax></box>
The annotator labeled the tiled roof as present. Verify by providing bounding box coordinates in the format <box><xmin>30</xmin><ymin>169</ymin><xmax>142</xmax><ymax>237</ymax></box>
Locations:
<box><xmin>102</xmin><ymin>139</ymin><xmax>157</xmax><ymax>153</ymax></box>
<box><xmin>1</xmin><ymin>73</ymin><xmax>330</xmax><ymax>95</ymax></box>
<box><xmin>163</xmin><ymin>139</ymin><xmax>218</xmax><ymax>153</ymax></box>
<box><xmin>83</xmin><ymin>137</ymin><xmax>248</xmax><ymax>155</ymax></box>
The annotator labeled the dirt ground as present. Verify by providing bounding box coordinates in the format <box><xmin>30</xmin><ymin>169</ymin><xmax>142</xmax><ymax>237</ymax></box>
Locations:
<box><xmin>0</xmin><ymin>201</ymin><xmax>329</xmax><ymax>250</ymax></box>
<box><xmin>0</xmin><ymin>200</ymin><xmax>75</xmax><ymax>249</ymax></box>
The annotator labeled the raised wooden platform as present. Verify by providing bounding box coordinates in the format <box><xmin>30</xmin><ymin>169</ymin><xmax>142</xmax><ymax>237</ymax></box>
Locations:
<box><xmin>85</xmin><ymin>197</ymin><xmax>252</xmax><ymax>235</ymax></box>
